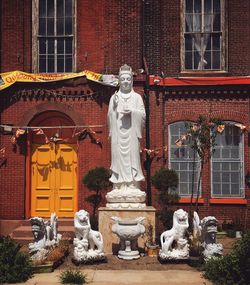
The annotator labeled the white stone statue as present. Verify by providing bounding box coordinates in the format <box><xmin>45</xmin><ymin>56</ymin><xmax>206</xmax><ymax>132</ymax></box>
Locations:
<box><xmin>29</xmin><ymin>213</ymin><xmax>61</xmax><ymax>260</ymax></box>
<box><xmin>111</xmin><ymin>216</ymin><xmax>145</xmax><ymax>260</ymax></box>
<box><xmin>73</xmin><ymin>209</ymin><xmax>105</xmax><ymax>263</ymax></box>
<box><xmin>159</xmin><ymin>209</ymin><xmax>189</xmax><ymax>260</ymax></box>
<box><xmin>201</xmin><ymin>216</ymin><xmax>223</xmax><ymax>261</ymax></box>
<box><xmin>106</xmin><ymin>64</ymin><xmax>146</xmax><ymax>209</ymax></box>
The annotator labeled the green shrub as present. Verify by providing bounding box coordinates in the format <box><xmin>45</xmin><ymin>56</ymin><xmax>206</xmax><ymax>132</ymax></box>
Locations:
<box><xmin>59</xmin><ymin>269</ymin><xmax>87</xmax><ymax>284</ymax></box>
<box><xmin>0</xmin><ymin>236</ymin><xmax>33</xmax><ymax>283</ymax></box>
<box><xmin>151</xmin><ymin>168</ymin><xmax>179</xmax><ymax>229</ymax></box>
<box><xmin>203</xmin><ymin>231</ymin><xmax>250</xmax><ymax>285</ymax></box>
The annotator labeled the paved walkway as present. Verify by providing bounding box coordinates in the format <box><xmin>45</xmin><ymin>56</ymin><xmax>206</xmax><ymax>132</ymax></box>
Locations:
<box><xmin>14</xmin><ymin>269</ymin><xmax>212</xmax><ymax>285</ymax></box>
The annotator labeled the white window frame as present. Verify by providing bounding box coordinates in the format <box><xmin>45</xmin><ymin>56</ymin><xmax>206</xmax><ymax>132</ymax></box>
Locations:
<box><xmin>168</xmin><ymin>121</ymin><xmax>201</xmax><ymax>197</ymax></box>
<box><xmin>181</xmin><ymin>0</ymin><xmax>226</xmax><ymax>72</ymax></box>
<box><xmin>211</xmin><ymin>122</ymin><xmax>244</xmax><ymax>198</ymax></box>
<box><xmin>32</xmin><ymin>0</ymin><xmax>76</xmax><ymax>73</ymax></box>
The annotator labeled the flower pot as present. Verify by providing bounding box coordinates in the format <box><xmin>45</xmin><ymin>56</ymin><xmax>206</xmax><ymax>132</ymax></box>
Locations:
<box><xmin>146</xmin><ymin>245</ymin><xmax>159</xmax><ymax>257</ymax></box>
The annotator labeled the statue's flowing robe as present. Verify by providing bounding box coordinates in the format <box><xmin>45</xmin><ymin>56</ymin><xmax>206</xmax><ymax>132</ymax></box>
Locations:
<box><xmin>108</xmin><ymin>89</ymin><xmax>145</xmax><ymax>184</ymax></box>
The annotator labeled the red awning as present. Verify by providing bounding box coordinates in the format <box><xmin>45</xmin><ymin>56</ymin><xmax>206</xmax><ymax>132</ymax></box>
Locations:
<box><xmin>149</xmin><ymin>76</ymin><xmax>250</xmax><ymax>86</ymax></box>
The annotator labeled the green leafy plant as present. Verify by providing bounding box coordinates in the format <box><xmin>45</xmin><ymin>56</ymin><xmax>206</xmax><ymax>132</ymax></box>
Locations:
<box><xmin>83</xmin><ymin>166</ymin><xmax>111</xmax><ymax>229</ymax></box>
<box><xmin>0</xmin><ymin>236</ymin><xmax>33</xmax><ymax>283</ymax></box>
<box><xmin>151</xmin><ymin>168</ymin><xmax>179</xmax><ymax>229</ymax></box>
<box><xmin>203</xmin><ymin>231</ymin><xmax>250</xmax><ymax>285</ymax></box>
<box><xmin>59</xmin><ymin>268</ymin><xmax>87</xmax><ymax>284</ymax></box>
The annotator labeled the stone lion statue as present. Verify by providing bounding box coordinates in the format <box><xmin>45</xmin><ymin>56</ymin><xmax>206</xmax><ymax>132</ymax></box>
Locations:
<box><xmin>74</xmin><ymin>210</ymin><xmax>103</xmax><ymax>253</ymax></box>
<box><xmin>201</xmin><ymin>216</ymin><xmax>223</xmax><ymax>260</ymax></box>
<box><xmin>29</xmin><ymin>213</ymin><xmax>61</xmax><ymax>260</ymax></box>
<box><xmin>159</xmin><ymin>209</ymin><xmax>189</xmax><ymax>260</ymax></box>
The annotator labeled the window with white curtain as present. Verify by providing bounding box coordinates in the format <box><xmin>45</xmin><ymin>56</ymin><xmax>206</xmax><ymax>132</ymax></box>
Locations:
<box><xmin>169</xmin><ymin>122</ymin><xmax>200</xmax><ymax>197</ymax></box>
<box><xmin>33</xmin><ymin>0</ymin><xmax>75</xmax><ymax>73</ymax></box>
<box><xmin>183</xmin><ymin>0</ymin><xmax>225</xmax><ymax>71</ymax></box>
<box><xmin>211</xmin><ymin>123</ymin><xmax>244</xmax><ymax>198</ymax></box>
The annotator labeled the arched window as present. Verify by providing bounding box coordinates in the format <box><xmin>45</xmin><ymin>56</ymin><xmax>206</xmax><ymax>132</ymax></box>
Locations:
<box><xmin>169</xmin><ymin>121</ymin><xmax>200</xmax><ymax>197</ymax></box>
<box><xmin>211</xmin><ymin>122</ymin><xmax>244</xmax><ymax>197</ymax></box>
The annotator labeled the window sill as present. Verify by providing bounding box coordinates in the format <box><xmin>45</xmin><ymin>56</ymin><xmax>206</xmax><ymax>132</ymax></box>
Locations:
<box><xmin>178</xmin><ymin>198</ymin><xmax>204</xmax><ymax>204</ymax></box>
<box><xmin>209</xmin><ymin>198</ymin><xmax>247</xmax><ymax>205</ymax></box>
<box><xmin>180</xmin><ymin>71</ymin><xmax>228</xmax><ymax>77</ymax></box>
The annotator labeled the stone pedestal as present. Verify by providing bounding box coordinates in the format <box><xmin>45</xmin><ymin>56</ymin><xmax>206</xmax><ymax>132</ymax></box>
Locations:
<box><xmin>98</xmin><ymin>206</ymin><xmax>156</xmax><ymax>254</ymax></box>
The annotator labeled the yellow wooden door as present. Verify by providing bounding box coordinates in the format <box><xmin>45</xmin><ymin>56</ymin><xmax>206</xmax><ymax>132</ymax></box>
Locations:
<box><xmin>31</xmin><ymin>144</ymin><xmax>77</xmax><ymax>217</ymax></box>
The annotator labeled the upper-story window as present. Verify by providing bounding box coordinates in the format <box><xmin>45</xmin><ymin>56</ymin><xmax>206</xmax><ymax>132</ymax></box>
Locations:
<box><xmin>182</xmin><ymin>0</ymin><xmax>226</xmax><ymax>71</ymax></box>
<box><xmin>33</xmin><ymin>0</ymin><xmax>75</xmax><ymax>73</ymax></box>
<box><xmin>211</xmin><ymin>123</ymin><xmax>244</xmax><ymax>198</ymax></box>
<box><xmin>169</xmin><ymin>121</ymin><xmax>200</xmax><ymax>197</ymax></box>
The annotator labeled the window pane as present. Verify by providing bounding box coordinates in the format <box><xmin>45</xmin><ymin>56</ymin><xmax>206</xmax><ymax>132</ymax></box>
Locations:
<box><xmin>39</xmin><ymin>18</ymin><xmax>46</xmax><ymax>35</ymax></box>
<box><xmin>193</xmin><ymin>14</ymin><xmax>201</xmax><ymax>32</ymax></box>
<box><xmin>39</xmin><ymin>0</ymin><xmax>46</xmax><ymax>17</ymax></box>
<box><xmin>213</xmin><ymin>14</ymin><xmax>221</xmax><ymax>31</ymax></box>
<box><xmin>65</xmin><ymin>0</ymin><xmax>73</xmax><ymax>16</ymax></box>
<box><xmin>194</xmin><ymin>51</ymin><xmax>200</xmax><ymax>69</ymax></box>
<box><xmin>48</xmin><ymin>55</ymin><xmax>55</xmax><ymax>72</ymax></box>
<box><xmin>47</xmin><ymin>0</ymin><xmax>55</xmax><ymax>17</ymax></box>
<box><xmin>231</xmin><ymin>184</ymin><xmax>239</xmax><ymax>196</ymax></box>
<box><xmin>48</xmin><ymin>39</ymin><xmax>54</xmax><ymax>54</ymax></box>
<box><xmin>222</xmin><ymin>184</ymin><xmax>229</xmax><ymax>195</ymax></box>
<box><xmin>185</xmin><ymin>51</ymin><xmax>192</xmax><ymax>69</ymax></box>
<box><xmin>39</xmin><ymin>55</ymin><xmax>46</xmax><ymax>72</ymax></box>
<box><xmin>185</xmin><ymin>34</ymin><xmax>192</xmax><ymax>51</ymax></box>
<box><xmin>57</xmin><ymin>18</ymin><xmax>64</xmax><ymax>35</ymax></box>
<box><xmin>194</xmin><ymin>0</ymin><xmax>201</xmax><ymax>13</ymax></box>
<box><xmin>47</xmin><ymin>18</ymin><xmax>55</xmax><ymax>35</ymax></box>
<box><xmin>204</xmin><ymin>0</ymin><xmax>212</xmax><ymax>13</ymax></box>
<box><xmin>213</xmin><ymin>184</ymin><xmax>221</xmax><ymax>195</ymax></box>
<box><xmin>57</xmin><ymin>39</ymin><xmax>64</xmax><ymax>54</ymax></box>
<box><xmin>65</xmin><ymin>17</ymin><xmax>72</xmax><ymax>34</ymax></box>
<box><xmin>212</xmin><ymin>34</ymin><xmax>220</xmax><ymax>50</ymax></box>
<box><xmin>213</xmin><ymin>0</ymin><xmax>221</xmax><ymax>13</ymax></box>
<box><xmin>204</xmin><ymin>50</ymin><xmax>211</xmax><ymax>69</ymax></box>
<box><xmin>39</xmin><ymin>38</ymin><xmax>46</xmax><ymax>54</ymax></box>
<box><xmin>186</xmin><ymin>0</ymin><xmax>193</xmax><ymax>13</ymax></box>
<box><xmin>65</xmin><ymin>38</ymin><xmax>72</xmax><ymax>53</ymax></box>
<box><xmin>57</xmin><ymin>55</ymin><xmax>64</xmax><ymax>72</ymax></box>
<box><xmin>65</xmin><ymin>56</ymin><xmax>72</xmax><ymax>72</ymax></box>
<box><xmin>57</xmin><ymin>0</ymin><xmax>64</xmax><ymax>17</ymax></box>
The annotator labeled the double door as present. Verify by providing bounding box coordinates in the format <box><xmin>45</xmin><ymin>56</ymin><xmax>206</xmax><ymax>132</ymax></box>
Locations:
<box><xmin>31</xmin><ymin>143</ymin><xmax>77</xmax><ymax>217</ymax></box>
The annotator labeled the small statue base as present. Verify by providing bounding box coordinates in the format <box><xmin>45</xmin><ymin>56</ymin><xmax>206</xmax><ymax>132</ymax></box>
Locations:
<box><xmin>106</xmin><ymin>183</ymin><xmax>146</xmax><ymax>209</ymax></box>
<box><xmin>72</xmin><ymin>239</ymin><xmax>106</xmax><ymax>264</ymax></box>
<box><xmin>118</xmin><ymin>250</ymin><xmax>140</xmax><ymax>260</ymax></box>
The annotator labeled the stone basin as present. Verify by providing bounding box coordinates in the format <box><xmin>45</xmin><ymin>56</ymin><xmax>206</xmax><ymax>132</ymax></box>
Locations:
<box><xmin>111</xmin><ymin>217</ymin><xmax>145</xmax><ymax>260</ymax></box>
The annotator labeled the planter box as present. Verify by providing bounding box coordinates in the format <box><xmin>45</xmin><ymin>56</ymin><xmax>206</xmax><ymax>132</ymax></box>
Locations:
<box><xmin>32</xmin><ymin>262</ymin><xmax>54</xmax><ymax>273</ymax></box>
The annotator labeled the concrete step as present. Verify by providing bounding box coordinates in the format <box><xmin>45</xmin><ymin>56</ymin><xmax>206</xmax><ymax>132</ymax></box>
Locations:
<box><xmin>12</xmin><ymin>223</ymin><xmax>75</xmax><ymax>245</ymax></box>
<box><xmin>21</xmin><ymin>219</ymin><xmax>74</xmax><ymax>227</ymax></box>
<box><xmin>12</xmin><ymin>225</ymin><xmax>74</xmax><ymax>238</ymax></box>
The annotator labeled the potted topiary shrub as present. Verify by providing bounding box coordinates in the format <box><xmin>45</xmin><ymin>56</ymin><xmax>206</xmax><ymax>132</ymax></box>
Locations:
<box><xmin>151</xmin><ymin>168</ymin><xmax>179</xmax><ymax>230</ymax></box>
<box><xmin>83</xmin><ymin>166</ymin><xmax>111</xmax><ymax>229</ymax></box>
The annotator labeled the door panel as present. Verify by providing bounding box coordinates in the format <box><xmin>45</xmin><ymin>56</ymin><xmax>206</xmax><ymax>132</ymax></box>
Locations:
<box><xmin>31</xmin><ymin>143</ymin><xmax>77</xmax><ymax>217</ymax></box>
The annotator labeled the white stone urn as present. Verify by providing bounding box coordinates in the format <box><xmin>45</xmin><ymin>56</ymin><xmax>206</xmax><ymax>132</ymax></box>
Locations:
<box><xmin>111</xmin><ymin>216</ymin><xmax>145</xmax><ymax>260</ymax></box>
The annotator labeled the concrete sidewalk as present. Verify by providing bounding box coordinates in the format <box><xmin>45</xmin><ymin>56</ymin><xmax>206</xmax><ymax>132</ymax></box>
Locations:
<box><xmin>15</xmin><ymin>269</ymin><xmax>212</xmax><ymax>285</ymax></box>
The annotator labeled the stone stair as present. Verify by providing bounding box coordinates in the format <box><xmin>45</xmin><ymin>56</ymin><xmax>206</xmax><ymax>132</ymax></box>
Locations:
<box><xmin>11</xmin><ymin>219</ymin><xmax>74</xmax><ymax>245</ymax></box>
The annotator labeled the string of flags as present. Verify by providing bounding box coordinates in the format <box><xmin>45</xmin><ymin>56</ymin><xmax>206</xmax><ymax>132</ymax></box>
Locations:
<box><xmin>0</xmin><ymin>125</ymin><xmax>103</xmax><ymax>157</ymax></box>
<box><xmin>141</xmin><ymin>146</ymin><xmax>168</xmax><ymax>157</ymax></box>
<box><xmin>174</xmin><ymin>123</ymin><xmax>248</xmax><ymax>147</ymax></box>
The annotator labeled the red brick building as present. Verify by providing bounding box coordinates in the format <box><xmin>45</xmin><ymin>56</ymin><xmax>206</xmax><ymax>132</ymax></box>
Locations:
<box><xmin>0</xmin><ymin>1</ymin><xmax>249</xmax><ymax>230</ymax></box>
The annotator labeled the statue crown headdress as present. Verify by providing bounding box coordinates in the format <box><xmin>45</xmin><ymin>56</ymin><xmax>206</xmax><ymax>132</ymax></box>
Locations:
<box><xmin>119</xmin><ymin>64</ymin><xmax>133</xmax><ymax>76</ymax></box>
